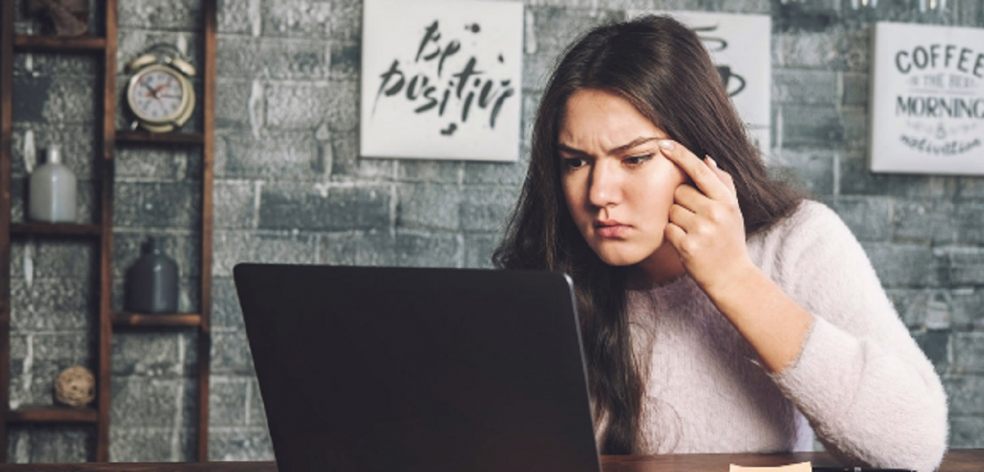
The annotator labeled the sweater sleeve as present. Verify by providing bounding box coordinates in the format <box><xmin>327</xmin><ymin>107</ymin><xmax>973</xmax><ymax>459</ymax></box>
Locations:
<box><xmin>763</xmin><ymin>201</ymin><xmax>948</xmax><ymax>472</ymax></box>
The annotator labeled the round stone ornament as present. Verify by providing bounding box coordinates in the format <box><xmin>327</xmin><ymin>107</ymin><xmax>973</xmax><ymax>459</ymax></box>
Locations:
<box><xmin>54</xmin><ymin>365</ymin><xmax>95</xmax><ymax>408</ymax></box>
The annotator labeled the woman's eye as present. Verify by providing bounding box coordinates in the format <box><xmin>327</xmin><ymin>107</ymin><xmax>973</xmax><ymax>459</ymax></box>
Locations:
<box><xmin>563</xmin><ymin>158</ymin><xmax>586</xmax><ymax>170</ymax></box>
<box><xmin>624</xmin><ymin>154</ymin><xmax>653</xmax><ymax>166</ymax></box>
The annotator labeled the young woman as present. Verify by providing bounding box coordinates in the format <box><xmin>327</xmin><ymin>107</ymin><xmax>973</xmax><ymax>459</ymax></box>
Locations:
<box><xmin>494</xmin><ymin>15</ymin><xmax>947</xmax><ymax>472</ymax></box>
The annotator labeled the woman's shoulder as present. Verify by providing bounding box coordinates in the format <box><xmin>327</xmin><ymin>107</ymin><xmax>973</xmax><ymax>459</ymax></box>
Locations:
<box><xmin>765</xmin><ymin>198</ymin><xmax>846</xmax><ymax>239</ymax></box>
<box><xmin>748</xmin><ymin>198</ymin><xmax>862</xmax><ymax>276</ymax></box>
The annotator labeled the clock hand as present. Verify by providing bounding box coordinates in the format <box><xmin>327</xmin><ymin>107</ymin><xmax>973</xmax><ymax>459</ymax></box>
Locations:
<box><xmin>142</xmin><ymin>81</ymin><xmax>159</xmax><ymax>99</ymax></box>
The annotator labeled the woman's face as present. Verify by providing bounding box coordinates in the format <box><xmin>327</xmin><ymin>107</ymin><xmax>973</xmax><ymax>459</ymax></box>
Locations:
<box><xmin>558</xmin><ymin>88</ymin><xmax>687</xmax><ymax>267</ymax></box>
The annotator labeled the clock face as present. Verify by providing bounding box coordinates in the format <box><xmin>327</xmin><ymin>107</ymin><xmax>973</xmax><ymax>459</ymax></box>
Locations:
<box><xmin>126</xmin><ymin>65</ymin><xmax>189</xmax><ymax>123</ymax></box>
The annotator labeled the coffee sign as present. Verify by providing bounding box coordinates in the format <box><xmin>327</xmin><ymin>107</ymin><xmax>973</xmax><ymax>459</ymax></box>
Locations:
<box><xmin>870</xmin><ymin>22</ymin><xmax>984</xmax><ymax>175</ymax></box>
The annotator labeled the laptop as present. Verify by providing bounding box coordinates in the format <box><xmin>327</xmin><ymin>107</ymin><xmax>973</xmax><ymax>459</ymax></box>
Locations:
<box><xmin>233</xmin><ymin>263</ymin><xmax>602</xmax><ymax>472</ymax></box>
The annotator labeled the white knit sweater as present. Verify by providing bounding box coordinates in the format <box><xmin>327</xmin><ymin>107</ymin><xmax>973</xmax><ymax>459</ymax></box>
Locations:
<box><xmin>602</xmin><ymin>199</ymin><xmax>948</xmax><ymax>472</ymax></box>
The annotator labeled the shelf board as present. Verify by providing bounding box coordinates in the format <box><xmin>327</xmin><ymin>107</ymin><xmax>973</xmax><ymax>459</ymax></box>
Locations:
<box><xmin>116</xmin><ymin>130</ymin><xmax>204</xmax><ymax>147</ymax></box>
<box><xmin>10</xmin><ymin>223</ymin><xmax>102</xmax><ymax>238</ymax></box>
<box><xmin>113</xmin><ymin>312</ymin><xmax>202</xmax><ymax>328</ymax></box>
<box><xmin>13</xmin><ymin>34</ymin><xmax>107</xmax><ymax>53</ymax></box>
<box><xmin>6</xmin><ymin>405</ymin><xmax>99</xmax><ymax>424</ymax></box>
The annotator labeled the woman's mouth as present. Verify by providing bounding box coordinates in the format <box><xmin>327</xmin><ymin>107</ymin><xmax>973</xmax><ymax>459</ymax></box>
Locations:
<box><xmin>594</xmin><ymin>220</ymin><xmax>631</xmax><ymax>239</ymax></box>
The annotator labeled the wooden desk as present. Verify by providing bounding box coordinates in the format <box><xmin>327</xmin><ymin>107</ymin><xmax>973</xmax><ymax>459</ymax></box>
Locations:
<box><xmin>602</xmin><ymin>449</ymin><xmax>982</xmax><ymax>471</ymax></box>
<box><xmin>0</xmin><ymin>450</ymin><xmax>978</xmax><ymax>471</ymax></box>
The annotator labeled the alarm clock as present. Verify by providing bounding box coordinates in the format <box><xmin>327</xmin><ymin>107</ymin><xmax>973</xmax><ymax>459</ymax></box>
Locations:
<box><xmin>125</xmin><ymin>44</ymin><xmax>196</xmax><ymax>133</ymax></box>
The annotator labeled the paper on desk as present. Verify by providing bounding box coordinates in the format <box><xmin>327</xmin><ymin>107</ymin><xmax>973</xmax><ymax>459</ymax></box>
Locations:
<box><xmin>729</xmin><ymin>461</ymin><xmax>811</xmax><ymax>472</ymax></box>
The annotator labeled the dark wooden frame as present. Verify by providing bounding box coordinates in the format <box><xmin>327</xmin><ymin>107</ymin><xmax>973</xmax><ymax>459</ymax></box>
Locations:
<box><xmin>0</xmin><ymin>0</ymin><xmax>13</xmax><ymax>460</ymax></box>
<box><xmin>0</xmin><ymin>0</ymin><xmax>215</xmax><ymax>462</ymax></box>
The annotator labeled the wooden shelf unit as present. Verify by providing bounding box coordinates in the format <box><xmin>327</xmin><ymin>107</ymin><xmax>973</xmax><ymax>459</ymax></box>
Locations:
<box><xmin>0</xmin><ymin>0</ymin><xmax>216</xmax><ymax>462</ymax></box>
<box><xmin>13</xmin><ymin>35</ymin><xmax>107</xmax><ymax>53</ymax></box>
<box><xmin>10</xmin><ymin>223</ymin><xmax>102</xmax><ymax>238</ymax></box>
<box><xmin>111</xmin><ymin>313</ymin><xmax>203</xmax><ymax>329</ymax></box>
<box><xmin>0</xmin><ymin>1</ymin><xmax>13</xmax><ymax>461</ymax></box>
<box><xmin>115</xmin><ymin>130</ymin><xmax>204</xmax><ymax>147</ymax></box>
<box><xmin>6</xmin><ymin>406</ymin><xmax>99</xmax><ymax>424</ymax></box>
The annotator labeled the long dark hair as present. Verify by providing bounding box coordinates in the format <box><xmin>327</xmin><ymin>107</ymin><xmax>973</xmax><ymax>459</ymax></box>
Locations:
<box><xmin>493</xmin><ymin>15</ymin><xmax>806</xmax><ymax>454</ymax></box>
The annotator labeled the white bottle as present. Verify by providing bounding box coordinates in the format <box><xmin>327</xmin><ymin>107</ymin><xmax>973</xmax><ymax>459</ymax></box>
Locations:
<box><xmin>29</xmin><ymin>145</ymin><xmax>77</xmax><ymax>223</ymax></box>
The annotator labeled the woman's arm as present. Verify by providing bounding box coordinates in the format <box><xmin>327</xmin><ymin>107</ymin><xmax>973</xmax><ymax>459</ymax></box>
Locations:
<box><xmin>657</xmin><ymin>142</ymin><xmax>946</xmax><ymax>471</ymax></box>
<box><xmin>703</xmin><ymin>262</ymin><xmax>814</xmax><ymax>374</ymax></box>
<box><xmin>710</xmin><ymin>202</ymin><xmax>948</xmax><ymax>472</ymax></box>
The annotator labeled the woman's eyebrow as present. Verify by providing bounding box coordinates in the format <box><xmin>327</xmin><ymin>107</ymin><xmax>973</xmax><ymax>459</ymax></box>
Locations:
<box><xmin>557</xmin><ymin>143</ymin><xmax>589</xmax><ymax>156</ymax></box>
<box><xmin>609</xmin><ymin>136</ymin><xmax>661</xmax><ymax>154</ymax></box>
<box><xmin>557</xmin><ymin>136</ymin><xmax>662</xmax><ymax>156</ymax></box>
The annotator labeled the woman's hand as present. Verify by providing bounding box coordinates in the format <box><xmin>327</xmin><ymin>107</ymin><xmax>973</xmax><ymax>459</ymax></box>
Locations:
<box><xmin>658</xmin><ymin>140</ymin><xmax>756</xmax><ymax>296</ymax></box>
<box><xmin>659</xmin><ymin>140</ymin><xmax>815</xmax><ymax>375</ymax></box>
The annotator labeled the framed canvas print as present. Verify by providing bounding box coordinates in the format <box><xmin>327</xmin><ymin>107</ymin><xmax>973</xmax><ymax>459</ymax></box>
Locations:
<box><xmin>629</xmin><ymin>10</ymin><xmax>772</xmax><ymax>152</ymax></box>
<box><xmin>870</xmin><ymin>22</ymin><xmax>984</xmax><ymax>175</ymax></box>
<box><xmin>360</xmin><ymin>0</ymin><xmax>524</xmax><ymax>162</ymax></box>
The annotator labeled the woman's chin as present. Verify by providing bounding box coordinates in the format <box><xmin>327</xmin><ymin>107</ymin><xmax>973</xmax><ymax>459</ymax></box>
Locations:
<box><xmin>594</xmin><ymin>249</ymin><xmax>645</xmax><ymax>267</ymax></box>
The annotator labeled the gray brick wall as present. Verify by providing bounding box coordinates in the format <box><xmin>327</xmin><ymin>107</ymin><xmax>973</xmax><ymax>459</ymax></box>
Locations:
<box><xmin>4</xmin><ymin>0</ymin><xmax>984</xmax><ymax>462</ymax></box>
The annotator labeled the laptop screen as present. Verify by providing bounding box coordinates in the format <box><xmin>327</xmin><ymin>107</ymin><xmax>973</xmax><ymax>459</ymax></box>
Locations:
<box><xmin>235</xmin><ymin>264</ymin><xmax>601</xmax><ymax>472</ymax></box>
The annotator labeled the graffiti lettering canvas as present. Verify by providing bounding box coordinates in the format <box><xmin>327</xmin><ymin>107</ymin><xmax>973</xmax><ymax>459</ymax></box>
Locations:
<box><xmin>360</xmin><ymin>0</ymin><xmax>523</xmax><ymax>162</ymax></box>
<box><xmin>871</xmin><ymin>22</ymin><xmax>984</xmax><ymax>175</ymax></box>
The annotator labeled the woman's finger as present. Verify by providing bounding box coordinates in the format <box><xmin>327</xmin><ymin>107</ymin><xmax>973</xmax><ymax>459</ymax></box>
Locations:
<box><xmin>668</xmin><ymin>203</ymin><xmax>698</xmax><ymax>232</ymax></box>
<box><xmin>673</xmin><ymin>184</ymin><xmax>713</xmax><ymax>215</ymax></box>
<box><xmin>659</xmin><ymin>140</ymin><xmax>732</xmax><ymax>202</ymax></box>
<box><xmin>664</xmin><ymin>221</ymin><xmax>687</xmax><ymax>251</ymax></box>
<box><xmin>705</xmin><ymin>155</ymin><xmax>737</xmax><ymax>197</ymax></box>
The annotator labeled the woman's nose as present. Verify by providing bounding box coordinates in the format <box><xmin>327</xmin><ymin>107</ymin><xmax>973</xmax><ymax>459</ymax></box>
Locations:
<box><xmin>588</xmin><ymin>162</ymin><xmax>621</xmax><ymax>208</ymax></box>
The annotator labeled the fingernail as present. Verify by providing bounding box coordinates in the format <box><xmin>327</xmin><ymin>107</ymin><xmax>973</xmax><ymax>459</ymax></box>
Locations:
<box><xmin>658</xmin><ymin>140</ymin><xmax>674</xmax><ymax>150</ymax></box>
<box><xmin>706</xmin><ymin>156</ymin><xmax>717</xmax><ymax>167</ymax></box>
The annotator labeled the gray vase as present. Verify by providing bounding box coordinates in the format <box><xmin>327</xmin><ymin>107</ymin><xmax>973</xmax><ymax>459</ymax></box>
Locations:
<box><xmin>28</xmin><ymin>145</ymin><xmax>77</xmax><ymax>223</ymax></box>
<box><xmin>125</xmin><ymin>238</ymin><xmax>179</xmax><ymax>313</ymax></box>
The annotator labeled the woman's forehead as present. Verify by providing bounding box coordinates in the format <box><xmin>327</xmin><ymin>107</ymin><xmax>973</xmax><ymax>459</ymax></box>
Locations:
<box><xmin>559</xmin><ymin>89</ymin><xmax>665</xmax><ymax>140</ymax></box>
